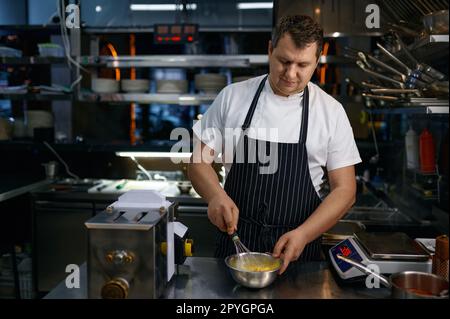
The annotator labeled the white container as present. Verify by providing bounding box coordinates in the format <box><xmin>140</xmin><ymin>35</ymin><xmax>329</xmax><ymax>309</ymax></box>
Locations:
<box><xmin>121</xmin><ymin>79</ymin><xmax>150</xmax><ymax>93</ymax></box>
<box><xmin>91</xmin><ymin>78</ymin><xmax>120</xmax><ymax>93</ymax></box>
<box><xmin>405</xmin><ymin>125</ymin><xmax>420</xmax><ymax>170</ymax></box>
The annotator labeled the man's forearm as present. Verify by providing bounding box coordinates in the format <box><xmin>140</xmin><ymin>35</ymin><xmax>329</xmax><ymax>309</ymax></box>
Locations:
<box><xmin>188</xmin><ymin>163</ymin><xmax>226</xmax><ymax>203</ymax></box>
<box><xmin>296</xmin><ymin>187</ymin><xmax>356</xmax><ymax>244</ymax></box>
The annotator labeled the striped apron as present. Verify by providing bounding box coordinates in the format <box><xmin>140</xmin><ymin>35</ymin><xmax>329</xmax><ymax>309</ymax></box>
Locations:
<box><xmin>215</xmin><ymin>75</ymin><xmax>323</xmax><ymax>262</ymax></box>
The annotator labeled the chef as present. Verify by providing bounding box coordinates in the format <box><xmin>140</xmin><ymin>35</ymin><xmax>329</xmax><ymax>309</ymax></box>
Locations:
<box><xmin>188</xmin><ymin>15</ymin><xmax>361</xmax><ymax>274</ymax></box>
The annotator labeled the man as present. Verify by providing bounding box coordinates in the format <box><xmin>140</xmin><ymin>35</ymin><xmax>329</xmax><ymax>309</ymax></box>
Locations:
<box><xmin>188</xmin><ymin>15</ymin><xmax>361</xmax><ymax>274</ymax></box>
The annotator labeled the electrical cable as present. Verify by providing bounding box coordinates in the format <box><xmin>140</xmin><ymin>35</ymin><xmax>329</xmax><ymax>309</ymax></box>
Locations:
<box><xmin>130</xmin><ymin>156</ymin><xmax>152</xmax><ymax>180</ymax></box>
<box><xmin>56</xmin><ymin>0</ymin><xmax>90</xmax><ymax>90</ymax></box>
<box><xmin>43</xmin><ymin>141</ymin><xmax>80</xmax><ymax>180</ymax></box>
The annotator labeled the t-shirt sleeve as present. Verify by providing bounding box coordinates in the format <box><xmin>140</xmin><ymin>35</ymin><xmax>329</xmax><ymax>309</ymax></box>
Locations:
<box><xmin>326</xmin><ymin>105</ymin><xmax>362</xmax><ymax>171</ymax></box>
<box><xmin>192</xmin><ymin>88</ymin><xmax>226</xmax><ymax>154</ymax></box>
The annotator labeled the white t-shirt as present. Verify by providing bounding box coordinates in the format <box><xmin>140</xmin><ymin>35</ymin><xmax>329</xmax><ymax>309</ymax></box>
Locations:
<box><xmin>193</xmin><ymin>74</ymin><xmax>362</xmax><ymax>196</ymax></box>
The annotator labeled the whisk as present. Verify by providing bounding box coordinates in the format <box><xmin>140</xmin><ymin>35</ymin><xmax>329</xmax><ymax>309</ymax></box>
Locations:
<box><xmin>230</xmin><ymin>232</ymin><xmax>258</xmax><ymax>269</ymax></box>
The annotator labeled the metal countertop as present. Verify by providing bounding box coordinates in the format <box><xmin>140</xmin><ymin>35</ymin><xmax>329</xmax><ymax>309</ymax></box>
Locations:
<box><xmin>45</xmin><ymin>257</ymin><xmax>390</xmax><ymax>299</ymax></box>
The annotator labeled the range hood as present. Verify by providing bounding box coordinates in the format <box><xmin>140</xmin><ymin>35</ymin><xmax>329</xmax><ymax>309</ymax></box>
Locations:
<box><xmin>275</xmin><ymin>0</ymin><xmax>448</xmax><ymax>36</ymax></box>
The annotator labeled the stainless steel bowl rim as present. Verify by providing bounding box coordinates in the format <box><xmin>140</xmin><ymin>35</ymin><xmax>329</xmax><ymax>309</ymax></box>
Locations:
<box><xmin>390</xmin><ymin>270</ymin><xmax>449</xmax><ymax>286</ymax></box>
<box><xmin>225</xmin><ymin>252</ymin><xmax>282</xmax><ymax>274</ymax></box>
<box><xmin>390</xmin><ymin>271</ymin><xmax>449</xmax><ymax>298</ymax></box>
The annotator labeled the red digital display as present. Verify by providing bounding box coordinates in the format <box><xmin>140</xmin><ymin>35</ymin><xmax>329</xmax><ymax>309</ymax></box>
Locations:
<box><xmin>339</xmin><ymin>245</ymin><xmax>352</xmax><ymax>257</ymax></box>
<box><xmin>154</xmin><ymin>24</ymin><xmax>198</xmax><ymax>44</ymax></box>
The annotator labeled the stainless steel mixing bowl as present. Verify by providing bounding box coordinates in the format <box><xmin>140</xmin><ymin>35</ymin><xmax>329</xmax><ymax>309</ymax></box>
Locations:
<box><xmin>225</xmin><ymin>252</ymin><xmax>282</xmax><ymax>289</ymax></box>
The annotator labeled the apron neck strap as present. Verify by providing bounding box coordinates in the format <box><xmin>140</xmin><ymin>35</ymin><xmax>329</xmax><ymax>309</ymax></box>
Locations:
<box><xmin>241</xmin><ymin>75</ymin><xmax>268</xmax><ymax>131</ymax></box>
<box><xmin>299</xmin><ymin>85</ymin><xmax>309</xmax><ymax>144</ymax></box>
<box><xmin>241</xmin><ymin>75</ymin><xmax>310</xmax><ymax>145</ymax></box>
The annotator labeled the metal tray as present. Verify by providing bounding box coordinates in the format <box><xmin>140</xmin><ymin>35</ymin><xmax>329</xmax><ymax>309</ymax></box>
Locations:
<box><xmin>355</xmin><ymin>232</ymin><xmax>430</xmax><ymax>261</ymax></box>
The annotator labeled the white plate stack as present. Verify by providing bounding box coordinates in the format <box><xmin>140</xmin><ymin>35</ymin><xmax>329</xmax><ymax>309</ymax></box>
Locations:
<box><xmin>91</xmin><ymin>78</ymin><xmax>120</xmax><ymax>93</ymax></box>
<box><xmin>156</xmin><ymin>80</ymin><xmax>188</xmax><ymax>94</ymax></box>
<box><xmin>121</xmin><ymin>79</ymin><xmax>150</xmax><ymax>93</ymax></box>
<box><xmin>195</xmin><ymin>74</ymin><xmax>227</xmax><ymax>93</ymax></box>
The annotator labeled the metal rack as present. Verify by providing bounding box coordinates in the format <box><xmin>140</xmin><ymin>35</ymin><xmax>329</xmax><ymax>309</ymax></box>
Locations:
<box><xmin>78</xmin><ymin>54</ymin><xmax>352</xmax><ymax>68</ymax></box>
<box><xmin>366</xmin><ymin>106</ymin><xmax>449</xmax><ymax>115</ymax></box>
<box><xmin>79</xmin><ymin>55</ymin><xmax>265</xmax><ymax>68</ymax></box>
<box><xmin>79</xmin><ymin>92</ymin><xmax>216</xmax><ymax>105</ymax></box>
<box><xmin>0</xmin><ymin>92</ymin><xmax>71</xmax><ymax>101</ymax></box>
<box><xmin>0</xmin><ymin>57</ymin><xmax>66</xmax><ymax>65</ymax></box>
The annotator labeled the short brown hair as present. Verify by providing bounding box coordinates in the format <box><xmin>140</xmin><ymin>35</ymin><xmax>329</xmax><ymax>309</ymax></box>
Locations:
<box><xmin>272</xmin><ymin>15</ymin><xmax>323</xmax><ymax>58</ymax></box>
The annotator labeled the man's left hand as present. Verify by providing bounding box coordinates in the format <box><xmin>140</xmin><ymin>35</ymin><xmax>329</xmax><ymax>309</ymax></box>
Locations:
<box><xmin>272</xmin><ymin>229</ymin><xmax>308</xmax><ymax>275</ymax></box>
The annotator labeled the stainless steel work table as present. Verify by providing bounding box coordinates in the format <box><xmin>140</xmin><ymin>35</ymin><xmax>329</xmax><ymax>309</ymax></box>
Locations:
<box><xmin>0</xmin><ymin>178</ymin><xmax>50</xmax><ymax>202</ymax></box>
<box><xmin>45</xmin><ymin>257</ymin><xmax>390</xmax><ymax>299</ymax></box>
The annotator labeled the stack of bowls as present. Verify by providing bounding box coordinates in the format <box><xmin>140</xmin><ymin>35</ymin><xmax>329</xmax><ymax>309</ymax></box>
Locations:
<box><xmin>195</xmin><ymin>74</ymin><xmax>227</xmax><ymax>93</ymax></box>
<box><xmin>121</xmin><ymin>79</ymin><xmax>150</xmax><ymax>93</ymax></box>
<box><xmin>156</xmin><ymin>79</ymin><xmax>188</xmax><ymax>94</ymax></box>
<box><xmin>91</xmin><ymin>78</ymin><xmax>120</xmax><ymax>93</ymax></box>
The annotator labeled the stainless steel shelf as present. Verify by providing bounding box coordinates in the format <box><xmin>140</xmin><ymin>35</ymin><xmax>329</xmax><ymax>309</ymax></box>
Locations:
<box><xmin>0</xmin><ymin>56</ymin><xmax>66</xmax><ymax>65</ymax></box>
<box><xmin>82</xmin><ymin>26</ymin><xmax>272</xmax><ymax>33</ymax></box>
<box><xmin>79</xmin><ymin>55</ymin><xmax>265</xmax><ymax>68</ymax></box>
<box><xmin>79</xmin><ymin>93</ymin><xmax>217</xmax><ymax>105</ymax></box>
<box><xmin>79</xmin><ymin>54</ymin><xmax>351</xmax><ymax>68</ymax></box>
<box><xmin>366</xmin><ymin>106</ymin><xmax>449</xmax><ymax>115</ymax></box>
<box><xmin>0</xmin><ymin>92</ymin><xmax>72</xmax><ymax>100</ymax></box>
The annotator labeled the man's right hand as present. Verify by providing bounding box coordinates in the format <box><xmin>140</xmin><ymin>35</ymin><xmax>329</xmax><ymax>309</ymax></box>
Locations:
<box><xmin>207</xmin><ymin>193</ymin><xmax>239</xmax><ymax>235</ymax></box>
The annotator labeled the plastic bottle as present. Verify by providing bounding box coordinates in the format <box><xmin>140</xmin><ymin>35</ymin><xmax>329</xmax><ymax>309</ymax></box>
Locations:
<box><xmin>405</xmin><ymin>125</ymin><xmax>419</xmax><ymax>170</ymax></box>
<box><xmin>419</xmin><ymin>128</ymin><xmax>436</xmax><ymax>173</ymax></box>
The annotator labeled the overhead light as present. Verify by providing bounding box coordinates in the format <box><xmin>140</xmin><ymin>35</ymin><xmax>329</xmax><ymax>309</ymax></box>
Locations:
<box><xmin>236</xmin><ymin>2</ymin><xmax>273</xmax><ymax>10</ymax></box>
<box><xmin>179</xmin><ymin>96</ymin><xmax>196</xmax><ymax>101</ymax></box>
<box><xmin>95</xmin><ymin>5</ymin><xmax>102</xmax><ymax>13</ymax></box>
<box><xmin>332</xmin><ymin>32</ymin><xmax>341</xmax><ymax>38</ymax></box>
<box><xmin>130</xmin><ymin>4</ymin><xmax>197</xmax><ymax>11</ymax></box>
<box><xmin>185</xmin><ymin>3</ymin><xmax>197</xmax><ymax>10</ymax></box>
<box><xmin>116</xmin><ymin>152</ymin><xmax>192</xmax><ymax>158</ymax></box>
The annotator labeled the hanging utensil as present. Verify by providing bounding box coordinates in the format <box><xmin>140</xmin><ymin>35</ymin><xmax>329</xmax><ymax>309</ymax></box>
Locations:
<box><xmin>357</xmin><ymin>52</ymin><xmax>372</xmax><ymax>69</ymax></box>
<box><xmin>370</xmin><ymin>88</ymin><xmax>422</xmax><ymax>96</ymax></box>
<box><xmin>376</xmin><ymin>42</ymin><xmax>430</xmax><ymax>89</ymax></box>
<box><xmin>362</xmin><ymin>93</ymin><xmax>399</xmax><ymax>101</ymax></box>
<box><xmin>392</xmin><ymin>33</ymin><xmax>446</xmax><ymax>81</ymax></box>
<box><xmin>386</xmin><ymin>22</ymin><xmax>422</xmax><ymax>37</ymax></box>
<box><xmin>376</xmin><ymin>42</ymin><xmax>413</xmax><ymax>73</ymax></box>
<box><xmin>362</xmin><ymin>52</ymin><xmax>409</xmax><ymax>82</ymax></box>
<box><xmin>356</xmin><ymin>60</ymin><xmax>406</xmax><ymax>88</ymax></box>
<box><xmin>361</xmin><ymin>81</ymin><xmax>386</xmax><ymax>89</ymax></box>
